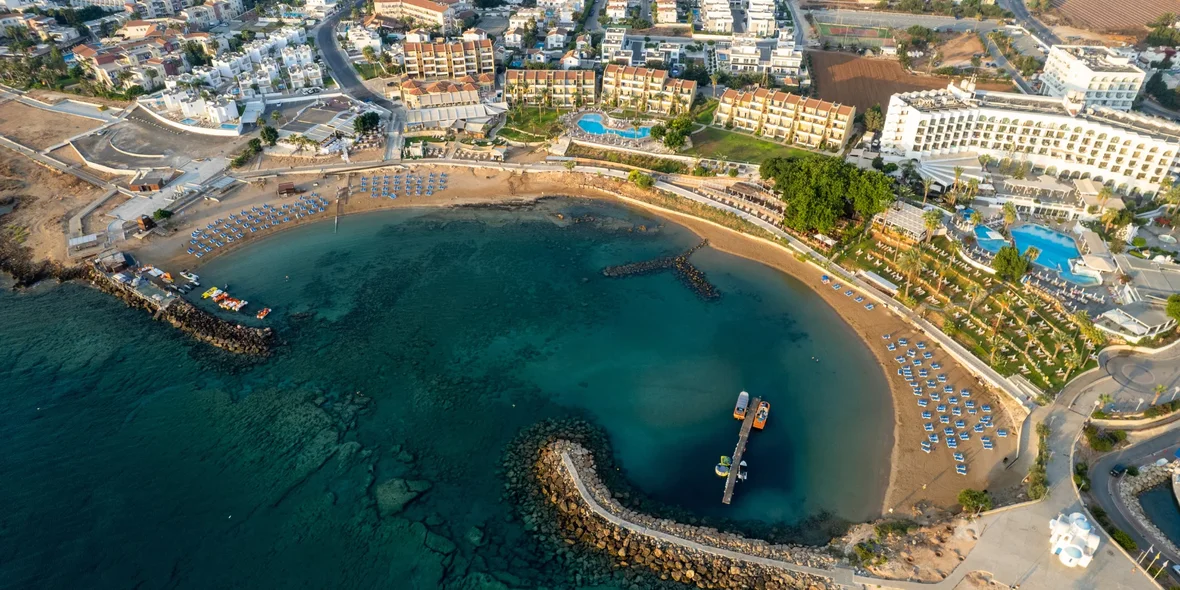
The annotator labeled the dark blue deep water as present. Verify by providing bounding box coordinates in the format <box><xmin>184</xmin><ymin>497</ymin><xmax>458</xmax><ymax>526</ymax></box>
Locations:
<box><xmin>1140</xmin><ymin>485</ymin><xmax>1180</xmax><ymax>548</ymax></box>
<box><xmin>0</xmin><ymin>198</ymin><xmax>890</xmax><ymax>589</ymax></box>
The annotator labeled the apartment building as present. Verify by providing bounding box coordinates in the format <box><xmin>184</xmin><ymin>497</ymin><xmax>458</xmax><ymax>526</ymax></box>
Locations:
<box><xmin>600</xmin><ymin>27</ymin><xmax>630</xmax><ymax>64</ymax></box>
<box><xmin>745</xmin><ymin>0</ymin><xmax>776</xmax><ymax>37</ymax></box>
<box><xmin>505</xmin><ymin>69</ymin><xmax>597</xmax><ymax>107</ymax></box>
<box><xmin>881</xmin><ymin>80</ymin><xmax>1180</xmax><ymax>195</ymax></box>
<box><xmin>700</xmin><ymin>0</ymin><xmax>732</xmax><ymax>33</ymax></box>
<box><xmin>713</xmin><ymin>88</ymin><xmax>855</xmax><ymax>150</ymax></box>
<box><xmin>402</xmin><ymin>39</ymin><xmax>494</xmax><ymax>79</ymax></box>
<box><xmin>654</xmin><ymin>0</ymin><xmax>677</xmax><ymax>23</ymax></box>
<box><xmin>1040</xmin><ymin>45</ymin><xmax>1145</xmax><ymax>112</ymax></box>
<box><xmin>600</xmin><ymin>64</ymin><xmax>696</xmax><ymax>116</ymax></box>
<box><xmin>374</xmin><ymin>0</ymin><xmax>456</xmax><ymax>32</ymax></box>
<box><xmin>605</xmin><ymin>0</ymin><xmax>628</xmax><ymax>21</ymax></box>
<box><xmin>73</xmin><ymin>37</ymin><xmax>181</xmax><ymax>89</ymax></box>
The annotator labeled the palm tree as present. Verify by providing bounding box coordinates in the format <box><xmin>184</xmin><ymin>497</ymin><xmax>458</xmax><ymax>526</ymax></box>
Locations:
<box><xmin>965</xmin><ymin>283</ymin><xmax>986</xmax><ymax>314</ymax></box>
<box><xmin>953</xmin><ymin>166</ymin><xmax>964</xmax><ymax>193</ymax></box>
<box><xmin>1153</xmin><ymin>383</ymin><xmax>1167</xmax><ymax>406</ymax></box>
<box><xmin>970</xmin><ymin>211</ymin><xmax>983</xmax><ymax>227</ymax></box>
<box><xmin>991</xmin><ymin>291</ymin><xmax>1011</xmax><ymax>333</ymax></box>
<box><xmin>1051</xmin><ymin>330</ymin><xmax>1069</xmax><ymax>360</ymax></box>
<box><xmin>709</xmin><ymin>71</ymin><xmax>718</xmax><ymax>98</ymax></box>
<box><xmin>921</xmin><ymin>176</ymin><xmax>934</xmax><ymax>205</ymax></box>
<box><xmin>1098</xmin><ymin>392</ymin><xmax>1115</xmax><ymax>411</ymax></box>
<box><xmin>1062</xmin><ymin>348</ymin><xmax>1085</xmax><ymax>382</ymax></box>
<box><xmin>1002</xmin><ymin>202</ymin><xmax>1018</xmax><ymax>229</ymax></box>
<box><xmin>1025</xmin><ymin>246</ymin><xmax>1041</xmax><ymax>267</ymax></box>
<box><xmin>898</xmin><ymin>248</ymin><xmax>924</xmax><ymax>297</ymax></box>
<box><xmin>1096</xmin><ymin>186</ymin><xmax>1113</xmax><ymax>211</ymax></box>
<box><xmin>923</xmin><ymin>209</ymin><xmax>942</xmax><ymax>244</ymax></box>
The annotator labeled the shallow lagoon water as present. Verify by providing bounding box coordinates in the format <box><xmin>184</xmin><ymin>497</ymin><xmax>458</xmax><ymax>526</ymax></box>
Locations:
<box><xmin>0</xmin><ymin>198</ymin><xmax>889</xmax><ymax>588</ymax></box>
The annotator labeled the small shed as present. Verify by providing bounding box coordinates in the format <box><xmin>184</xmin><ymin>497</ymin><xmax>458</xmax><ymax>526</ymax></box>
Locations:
<box><xmin>277</xmin><ymin>182</ymin><xmax>300</xmax><ymax>197</ymax></box>
<box><xmin>130</xmin><ymin>173</ymin><xmax>167</xmax><ymax>192</ymax></box>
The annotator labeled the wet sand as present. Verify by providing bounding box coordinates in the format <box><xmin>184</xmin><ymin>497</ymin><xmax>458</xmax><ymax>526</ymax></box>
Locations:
<box><xmin>129</xmin><ymin>163</ymin><xmax>1020</xmax><ymax>514</ymax></box>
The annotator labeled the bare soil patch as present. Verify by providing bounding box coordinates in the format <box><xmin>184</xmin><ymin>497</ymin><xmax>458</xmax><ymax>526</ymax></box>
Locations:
<box><xmin>0</xmin><ymin>155</ymin><xmax>104</xmax><ymax>263</ymax></box>
<box><xmin>1053</xmin><ymin>0</ymin><xmax>1180</xmax><ymax>33</ymax></box>
<box><xmin>938</xmin><ymin>33</ymin><xmax>985</xmax><ymax>67</ymax></box>
<box><xmin>808</xmin><ymin>51</ymin><xmax>1012</xmax><ymax>113</ymax></box>
<box><xmin>24</xmin><ymin>89</ymin><xmax>130</xmax><ymax>109</ymax></box>
<box><xmin>0</xmin><ymin>102</ymin><xmax>103</xmax><ymax>150</ymax></box>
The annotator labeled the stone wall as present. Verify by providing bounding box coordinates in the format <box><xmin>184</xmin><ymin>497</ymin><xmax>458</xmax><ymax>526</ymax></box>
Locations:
<box><xmin>1118</xmin><ymin>464</ymin><xmax>1180</xmax><ymax>557</ymax></box>
<box><xmin>533</xmin><ymin>438</ymin><xmax>840</xmax><ymax>589</ymax></box>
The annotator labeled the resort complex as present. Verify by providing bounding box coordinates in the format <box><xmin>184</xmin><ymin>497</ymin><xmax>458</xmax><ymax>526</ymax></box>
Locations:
<box><xmin>10</xmin><ymin>0</ymin><xmax>1180</xmax><ymax>587</ymax></box>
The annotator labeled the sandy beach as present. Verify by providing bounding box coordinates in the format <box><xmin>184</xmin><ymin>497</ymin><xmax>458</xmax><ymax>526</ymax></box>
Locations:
<box><xmin>113</xmin><ymin>163</ymin><xmax>1023</xmax><ymax>514</ymax></box>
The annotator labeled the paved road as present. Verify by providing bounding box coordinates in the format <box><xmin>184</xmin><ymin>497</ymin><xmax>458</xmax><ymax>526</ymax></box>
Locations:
<box><xmin>1090</xmin><ymin>429</ymin><xmax>1180</xmax><ymax>585</ymax></box>
<box><xmin>584</xmin><ymin>0</ymin><xmax>605</xmax><ymax>31</ymax></box>
<box><xmin>314</xmin><ymin>0</ymin><xmax>393</xmax><ymax>111</ymax></box>
<box><xmin>1141</xmin><ymin>99</ymin><xmax>1180</xmax><ymax>123</ymax></box>
<box><xmin>784</xmin><ymin>0</ymin><xmax>815</xmax><ymax>46</ymax></box>
<box><xmin>996</xmin><ymin>0</ymin><xmax>1061</xmax><ymax>45</ymax></box>
<box><xmin>982</xmin><ymin>34</ymin><xmax>1034</xmax><ymax>94</ymax></box>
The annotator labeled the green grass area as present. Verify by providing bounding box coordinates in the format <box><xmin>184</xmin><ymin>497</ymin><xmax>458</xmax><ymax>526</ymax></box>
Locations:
<box><xmin>352</xmin><ymin>63</ymin><xmax>384</xmax><ymax>80</ymax></box>
<box><xmin>686</xmin><ymin>127</ymin><xmax>812</xmax><ymax>164</ymax></box>
<box><xmin>693</xmin><ymin>100</ymin><xmax>719</xmax><ymax>125</ymax></box>
<box><xmin>497</xmin><ymin>107</ymin><xmax>564</xmax><ymax>142</ymax></box>
<box><xmin>815</xmin><ymin>22</ymin><xmax>890</xmax><ymax>38</ymax></box>
<box><xmin>566</xmin><ymin>143</ymin><xmax>688</xmax><ymax>174</ymax></box>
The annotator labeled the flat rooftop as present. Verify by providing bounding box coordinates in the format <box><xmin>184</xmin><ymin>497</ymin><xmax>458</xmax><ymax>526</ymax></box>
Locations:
<box><xmin>1056</xmin><ymin>45</ymin><xmax>1142</xmax><ymax>74</ymax></box>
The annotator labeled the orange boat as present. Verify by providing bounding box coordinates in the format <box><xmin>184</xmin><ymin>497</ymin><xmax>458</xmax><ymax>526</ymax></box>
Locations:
<box><xmin>256</xmin><ymin>307</ymin><xmax>271</xmax><ymax>319</ymax></box>
<box><xmin>733</xmin><ymin>391</ymin><xmax>750</xmax><ymax>420</ymax></box>
<box><xmin>752</xmin><ymin>401</ymin><xmax>770</xmax><ymax>430</ymax></box>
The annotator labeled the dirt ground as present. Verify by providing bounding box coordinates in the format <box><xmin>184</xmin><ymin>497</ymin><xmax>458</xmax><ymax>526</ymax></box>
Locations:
<box><xmin>24</xmin><ymin>89</ymin><xmax>130</xmax><ymax>109</ymax></box>
<box><xmin>0</xmin><ymin>101</ymin><xmax>104</xmax><ymax>150</ymax></box>
<box><xmin>836</xmin><ymin>518</ymin><xmax>982</xmax><ymax>582</ymax></box>
<box><xmin>1053</xmin><ymin>0</ymin><xmax>1179</xmax><ymax>34</ymax></box>
<box><xmin>938</xmin><ymin>33</ymin><xmax>986</xmax><ymax>68</ymax></box>
<box><xmin>808</xmin><ymin>51</ymin><xmax>1013</xmax><ymax>112</ymax></box>
<box><xmin>0</xmin><ymin>156</ymin><xmax>105</xmax><ymax>262</ymax></box>
<box><xmin>1049</xmin><ymin>24</ymin><xmax>1137</xmax><ymax>45</ymax></box>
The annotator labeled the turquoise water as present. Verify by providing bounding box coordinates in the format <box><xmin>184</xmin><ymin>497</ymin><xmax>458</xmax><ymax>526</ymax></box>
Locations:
<box><xmin>0</xmin><ymin>198</ymin><xmax>890</xmax><ymax>588</ymax></box>
<box><xmin>1139</xmin><ymin>485</ymin><xmax>1180</xmax><ymax>548</ymax></box>
<box><xmin>577</xmin><ymin>114</ymin><xmax>651</xmax><ymax>139</ymax></box>
<box><xmin>973</xmin><ymin>223</ymin><xmax>1097</xmax><ymax>285</ymax></box>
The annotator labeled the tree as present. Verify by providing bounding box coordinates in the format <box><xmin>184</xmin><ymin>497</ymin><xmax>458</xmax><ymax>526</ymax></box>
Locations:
<box><xmin>152</xmin><ymin>208</ymin><xmax>173</xmax><ymax>220</ymax></box>
<box><xmin>1062</xmin><ymin>348</ymin><xmax>1086</xmax><ymax>382</ymax></box>
<box><xmin>353</xmin><ymin>111</ymin><xmax>381</xmax><ymax>134</ymax></box>
<box><xmin>970</xmin><ymin>211</ymin><xmax>982</xmax><ymax>226</ymax></box>
<box><xmin>921</xmin><ymin>176</ymin><xmax>934</xmax><ymax>205</ymax></box>
<box><xmin>663</xmin><ymin>129</ymin><xmax>686</xmax><ymax>150</ymax></box>
<box><xmin>863</xmin><ymin>103</ymin><xmax>884</xmax><ymax>133</ymax></box>
<box><xmin>957</xmin><ymin>488</ymin><xmax>993</xmax><ymax>513</ymax></box>
<box><xmin>965</xmin><ymin>283</ymin><xmax>986</xmax><ymax>314</ymax></box>
<box><xmin>923</xmin><ymin>209</ymin><xmax>942</xmax><ymax>243</ymax></box>
<box><xmin>362</xmin><ymin>46</ymin><xmax>377</xmax><ymax>64</ymax></box>
<box><xmin>992</xmin><ymin>245</ymin><xmax>1030</xmax><ymax>282</ymax></box>
<box><xmin>248</xmin><ymin>138</ymin><xmax>262</xmax><ymax>153</ymax></box>
<box><xmin>898</xmin><ymin>248</ymin><xmax>925</xmax><ymax>297</ymax></box>
<box><xmin>627</xmin><ymin>169</ymin><xmax>654</xmax><ymax>189</ymax></box>
<box><xmin>260</xmin><ymin>125</ymin><xmax>279</xmax><ymax>146</ymax></box>
<box><xmin>649</xmin><ymin>124</ymin><xmax>666</xmax><ymax>141</ymax></box>
<box><xmin>271</xmin><ymin>110</ymin><xmax>283</xmax><ymax>124</ymax></box>
<box><xmin>1153</xmin><ymin>383</ymin><xmax>1167</xmax><ymax>406</ymax></box>
<box><xmin>1002</xmin><ymin>202</ymin><xmax>1018</xmax><ymax>228</ymax></box>
<box><xmin>1167</xmin><ymin>294</ymin><xmax>1180</xmax><ymax>324</ymax></box>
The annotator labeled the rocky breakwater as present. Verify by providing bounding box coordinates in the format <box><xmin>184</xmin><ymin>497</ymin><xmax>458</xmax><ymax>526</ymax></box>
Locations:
<box><xmin>602</xmin><ymin>240</ymin><xmax>720</xmax><ymax>301</ymax></box>
<box><xmin>502</xmin><ymin>419</ymin><xmax>839</xmax><ymax>589</ymax></box>
<box><xmin>1117</xmin><ymin>464</ymin><xmax>1180</xmax><ymax>557</ymax></box>
<box><xmin>86</xmin><ymin>266</ymin><xmax>273</xmax><ymax>356</ymax></box>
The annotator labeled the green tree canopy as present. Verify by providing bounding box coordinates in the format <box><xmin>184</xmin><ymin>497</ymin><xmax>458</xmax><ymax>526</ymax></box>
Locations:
<box><xmin>1167</xmin><ymin>294</ymin><xmax>1180</xmax><ymax>323</ymax></box>
<box><xmin>761</xmin><ymin>155</ymin><xmax>895</xmax><ymax>233</ymax></box>
<box><xmin>260</xmin><ymin>125</ymin><xmax>278</xmax><ymax>146</ymax></box>
<box><xmin>862</xmin><ymin>103</ymin><xmax>884</xmax><ymax>133</ymax></box>
<box><xmin>957</xmin><ymin>488</ymin><xmax>992</xmax><ymax>512</ymax></box>
<box><xmin>992</xmin><ymin>245</ymin><xmax>1030</xmax><ymax>281</ymax></box>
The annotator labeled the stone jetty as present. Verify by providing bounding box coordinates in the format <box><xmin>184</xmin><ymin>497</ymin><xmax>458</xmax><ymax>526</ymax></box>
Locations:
<box><xmin>86</xmin><ymin>266</ymin><xmax>273</xmax><ymax>356</ymax></box>
<box><xmin>603</xmin><ymin>240</ymin><xmax>720</xmax><ymax>301</ymax></box>
<box><xmin>503</xmin><ymin>420</ymin><xmax>843</xmax><ymax>589</ymax></box>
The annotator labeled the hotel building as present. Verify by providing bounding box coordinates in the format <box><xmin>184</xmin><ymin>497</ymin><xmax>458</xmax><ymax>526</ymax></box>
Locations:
<box><xmin>402</xmin><ymin>39</ymin><xmax>494</xmax><ymax>79</ymax></box>
<box><xmin>374</xmin><ymin>0</ymin><xmax>456</xmax><ymax>31</ymax></box>
<box><xmin>504</xmin><ymin>69</ymin><xmax>597</xmax><ymax>107</ymax></box>
<box><xmin>600</xmin><ymin>64</ymin><xmax>696</xmax><ymax>116</ymax></box>
<box><xmin>881</xmin><ymin>80</ymin><xmax>1180</xmax><ymax>195</ymax></box>
<box><xmin>713</xmin><ymin>88</ymin><xmax>855</xmax><ymax>150</ymax></box>
<box><xmin>1040</xmin><ymin>45</ymin><xmax>1145</xmax><ymax>113</ymax></box>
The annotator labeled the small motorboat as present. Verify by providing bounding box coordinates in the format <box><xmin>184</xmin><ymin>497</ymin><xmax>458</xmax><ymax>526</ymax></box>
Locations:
<box><xmin>715</xmin><ymin>455</ymin><xmax>732</xmax><ymax>477</ymax></box>
<box><xmin>256</xmin><ymin>307</ymin><xmax>271</xmax><ymax>320</ymax></box>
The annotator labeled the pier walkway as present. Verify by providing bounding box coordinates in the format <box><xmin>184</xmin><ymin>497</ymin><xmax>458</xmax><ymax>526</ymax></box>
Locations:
<box><xmin>723</xmin><ymin>396</ymin><xmax>759</xmax><ymax>505</ymax></box>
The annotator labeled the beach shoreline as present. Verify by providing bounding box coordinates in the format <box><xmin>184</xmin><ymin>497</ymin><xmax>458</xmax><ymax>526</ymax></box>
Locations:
<box><xmin>118</xmin><ymin>165</ymin><xmax>1018</xmax><ymax>516</ymax></box>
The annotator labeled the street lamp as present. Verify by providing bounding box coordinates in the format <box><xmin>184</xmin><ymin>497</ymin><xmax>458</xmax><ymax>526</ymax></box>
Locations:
<box><xmin>1136</xmin><ymin>398</ymin><xmax>1145</xmax><ymax>413</ymax></box>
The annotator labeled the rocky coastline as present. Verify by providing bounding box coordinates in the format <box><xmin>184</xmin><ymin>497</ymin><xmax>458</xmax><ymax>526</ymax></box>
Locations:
<box><xmin>85</xmin><ymin>266</ymin><xmax>274</xmax><ymax>356</ymax></box>
<box><xmin>602</xmin><ymin>240</ymin><xmax>720</xmax><ymax>301</ymax></box>
<box><xmin>502</xmin><ymin>419</ymin><xmax>843</xmax><ymax>589</ymax></box>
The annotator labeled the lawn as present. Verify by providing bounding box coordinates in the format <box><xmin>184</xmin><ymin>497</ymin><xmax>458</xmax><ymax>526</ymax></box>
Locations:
<box><xmin>497</xmin><ymin>107</ymin><xmax>564</xmax><ymax>142</ymax></box>
<box><xmin>686</xmin><ymin>127</ymin><xmax>812</xmax><ymax>164</ymax></box>
<box><xmin>693</xmin><ymin>100</ymin><xmax>719</xmax><ymax>125</ymax></box>
<box><xmin>353</xmin><ymin>63</ymin><xmax>384</xmax><ymax>80</ymax></box>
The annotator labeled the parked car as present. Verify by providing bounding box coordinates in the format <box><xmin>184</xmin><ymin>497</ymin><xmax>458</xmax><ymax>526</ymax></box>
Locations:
<box><xmin>1110</xmin><ymin>464</ymin><xmax>1127</xmax><ymax>477</ymax></box>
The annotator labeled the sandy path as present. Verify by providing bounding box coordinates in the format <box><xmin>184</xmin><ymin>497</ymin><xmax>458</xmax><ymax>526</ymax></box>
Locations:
<box><xmin>128</xmin><ymin>166</ymin><xmax>1017</xmax><ymax>513</ymax></box>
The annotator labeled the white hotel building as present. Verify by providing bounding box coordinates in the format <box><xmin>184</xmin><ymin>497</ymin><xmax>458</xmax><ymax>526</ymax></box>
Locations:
<box><xmin>1040</xmin><ymin>45</ymin><xmax>1145</xmax><ymax>113</ymax></box>
<box><xmin>881</xmin><ymin>80</ymin><xmax>1180</xmax><ymax>195</ymax></box>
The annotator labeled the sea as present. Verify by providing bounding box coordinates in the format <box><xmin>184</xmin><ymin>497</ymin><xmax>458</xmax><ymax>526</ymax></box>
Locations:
<box><xmin>0</xmin><ymin>197</ymin><xmax>890</xmax><ymax>589</ymax></box>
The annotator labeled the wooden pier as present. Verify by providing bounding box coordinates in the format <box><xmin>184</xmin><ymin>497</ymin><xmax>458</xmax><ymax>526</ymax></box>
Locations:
<box><xmin>722</xmin><ymin>396</ymin><xmax>760</xmax><ymax>505</ymax></box>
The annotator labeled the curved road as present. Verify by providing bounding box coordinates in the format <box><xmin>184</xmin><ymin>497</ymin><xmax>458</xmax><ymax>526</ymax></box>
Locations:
<box><xmin>1089</xmin><ymin>429</ymin><xmax>1180</xmax><ymax>585</ymax></box>
<box><xmin>313</xmin><ymin>0</ymin><xmax>393</xmax><ymax>110</ymax></box>
<box><xmin>996</xmin><ymin>0</ymin><xmax>1062</xmax><ymax>45</ymax></box>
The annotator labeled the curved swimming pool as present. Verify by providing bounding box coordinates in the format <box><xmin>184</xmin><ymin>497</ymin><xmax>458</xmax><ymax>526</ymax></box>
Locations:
<box><xmin>973</xmin><ymin>224</ymin><xmax>1099</xmax><ymax>285</ymax></box>
<box><xmin>576</xmin><ymin>113</ymin><xmax>651</xmax><ymax>139</ymax></box>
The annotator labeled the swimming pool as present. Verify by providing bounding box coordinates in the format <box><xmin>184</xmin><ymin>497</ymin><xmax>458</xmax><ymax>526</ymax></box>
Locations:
<box><xmin>576</xmin><ymin>114</ymin><xmax>651</xmax><ymax>139</ymax></box>
<box><xmin>973</xmin><ymin>224</ymin><xmax>1098</xmax><ymax>285</ymax></box>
